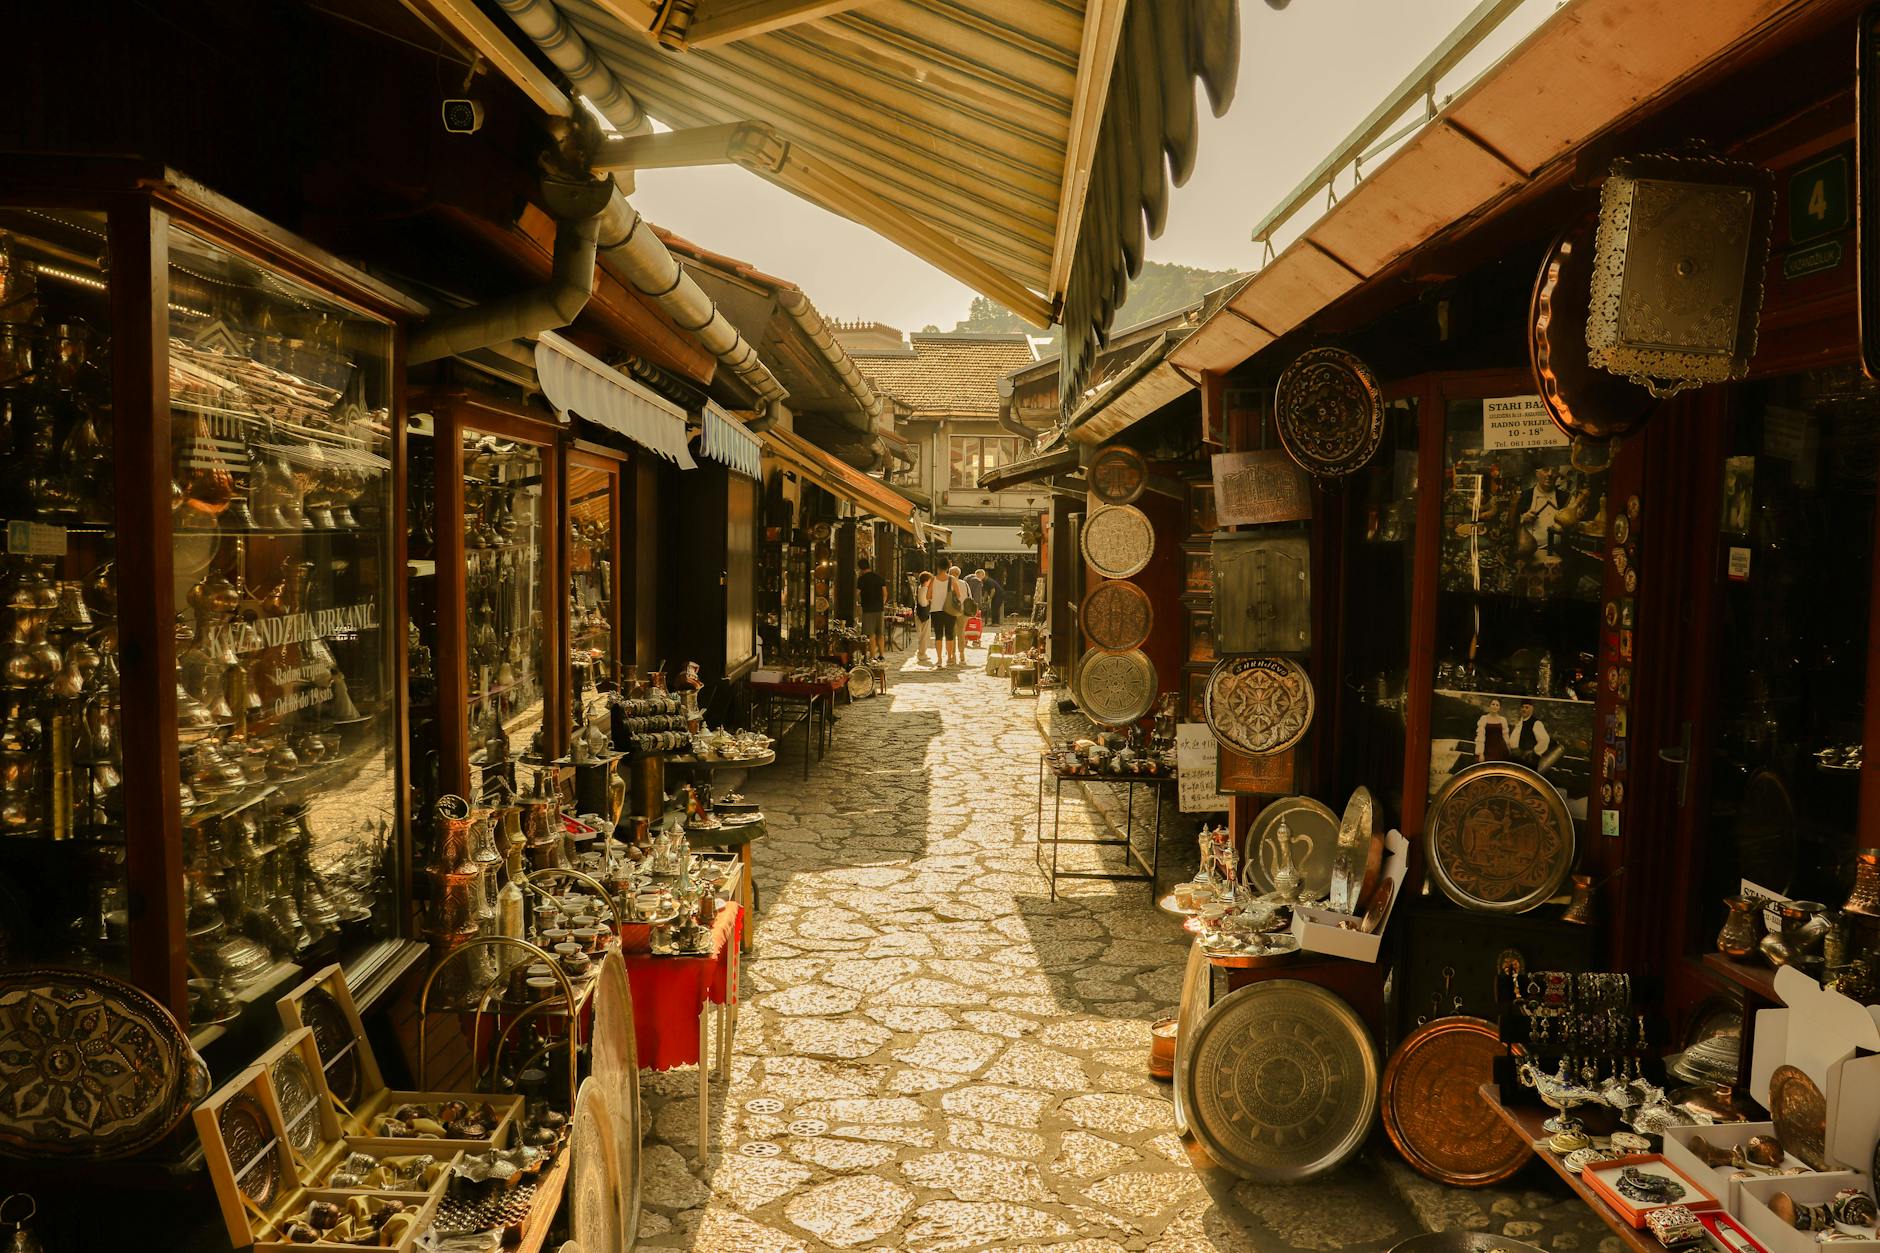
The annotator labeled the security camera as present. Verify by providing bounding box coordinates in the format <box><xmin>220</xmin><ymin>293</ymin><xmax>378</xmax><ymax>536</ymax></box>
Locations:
<box><xmin>441</xmin><ymin>99</ymin><xmax>485</xmax><ymax>134</ymax></box>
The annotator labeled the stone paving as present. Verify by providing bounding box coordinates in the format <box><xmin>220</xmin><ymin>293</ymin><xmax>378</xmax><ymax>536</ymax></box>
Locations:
<box><xmin>634</xmin><ymin>639</ymin><xmax>1615</xmax><ymax>1253</ymax></box>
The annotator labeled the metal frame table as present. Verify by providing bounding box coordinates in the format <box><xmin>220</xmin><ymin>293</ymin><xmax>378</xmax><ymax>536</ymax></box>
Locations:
<box><xmin>750</xmin><ymin>679</ymin><xmax>841</xmax><ymax>779</ymax></box>
<box><xmin>1033</xmin><ymin>754</ymin><xmax>1173</xmax><ymax>898</ymax></box>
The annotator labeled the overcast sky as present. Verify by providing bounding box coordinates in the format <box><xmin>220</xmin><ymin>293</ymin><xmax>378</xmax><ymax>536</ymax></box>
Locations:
<box><xmin>629</xmin><ymin>0</ymin><xmax>1559</xmax><ymax>334</ymax></box>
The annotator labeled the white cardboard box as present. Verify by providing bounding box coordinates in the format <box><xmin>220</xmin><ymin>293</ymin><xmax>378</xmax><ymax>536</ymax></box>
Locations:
<box><xmin>1663</xmin><ymin>1121</ymin><xmax>1811</xmax><ymax>1213</ymax></box>
<box><xmin>1737</xmin><ymin>1171</ymin><xmax>1876</xmax><ymax>1253</ymax></box>
<box><xmin>1749</xmin><ymin>967</ymin><xmax>1880</xmax><ymax>1176</ymax></box>
<box><xmin>1290</xmin><ymin>829</ymin><xmax>1408</xmax><ymax>963</ymax></box>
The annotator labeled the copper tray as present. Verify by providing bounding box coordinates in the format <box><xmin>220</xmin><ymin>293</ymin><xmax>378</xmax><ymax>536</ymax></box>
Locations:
<box><xmin>1768</xmin><ymin>1064</ymin><xmax>1827</xmax><ymax>1170</ymax></box>
<box><xmin>1274</xmin><ymin>347</ymin><xmax>1385</xmax><ymax>477</ymax></box>
<box><xmin>1530</xmin><ymin>214</ymin><xmax>1656</xmax><ymax>439</ymax></box>
<box><xmin>1426</xmin><ymin>762</ymin><xmax>1576</xmax><ymax>914</ymax></box>
<box><xmin>1204</xmin><ymin>656</ymin><xmax>1315</xmax><ymax>757</ymax></box>
<box><xmin>1073</xmin><ymin>647</ymin><xmax>1157</xmax><ymax>727</ymax></box>
<box><xmin>1382</xmin><ymin>1017</ymin><xmax>1527</xmax><ymax>1187</ymax></box>
<box><xmin>1080</xmin><ymin>504</ymin><xmax>1155</xmax><ymax>579</ymax></box>
<box><xmin>1089</xmin><ymin>446</ymin><xmax>1148</xmax><ymax>505</ymax></box>
<box><xmin>1178</xmin><ymin>980</ymin><xmax>1379</xmax><ymax>1182</ymax></box>
<box><xmin>1080</xmin><ymin>579</ymin><xmax>1153</xmax><ymax>652</ymax></box>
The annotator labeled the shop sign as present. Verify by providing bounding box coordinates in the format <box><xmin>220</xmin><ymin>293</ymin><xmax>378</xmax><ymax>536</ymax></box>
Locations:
<box><xmin>1787</xmin><ymin>151</ymin><xmax>1849</xmax><ymax>244</ymax></box>
<box><xmin>1176</xmin><ymin>723</ymin><xmax>1228</xmax><ymax>813</ymax></box>
<box><xmin>5</xmin><ymin>520</ymin><xmax>66</xmax><ymax>556</ymax></box>
<box><xmin>1782</xmin><ymin>240</ymin><xmax>1843</xmax><ymax>281</ymax></box>
<box><xmin>1482</xmin><ymin>396</ymin><xmax>1569</xmax><ymax>450</ymax></box>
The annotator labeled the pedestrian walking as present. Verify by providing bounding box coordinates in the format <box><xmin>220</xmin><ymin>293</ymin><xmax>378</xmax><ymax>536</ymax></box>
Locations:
<box><xmin>912</xmin><ymin>571</ymin><xmax>934</xmax><ymax>665</ymax></box>
<box><xmin>856</xmin><ymin>557</ymin><xmax>887</xmax><ymax>660</ymax></box>
<box><xmin>930</xmin><ymin>564</ymin><xmax>970</xmax><ymax>666</ymax></box>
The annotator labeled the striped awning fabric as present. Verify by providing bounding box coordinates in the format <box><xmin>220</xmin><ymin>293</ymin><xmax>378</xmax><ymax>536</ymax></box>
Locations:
<box><xmin>535</xmin><ymin>331</ymin><xmax>697</xmax><ymax>468</ymax></box>
<box><xmin>699</xmin><ymin>401</ymin><xmax>761</xmax><ymax>479</ymax></box>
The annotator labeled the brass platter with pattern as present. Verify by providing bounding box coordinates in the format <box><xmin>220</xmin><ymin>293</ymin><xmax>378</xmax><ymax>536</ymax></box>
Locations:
<box><xmin>1530</xmin><ymin>216</ymin><xmax>1656</xmax><ymax>439</ymax></box>
<box><xmin>1274</xmin><ymin>347</ymin><xmax>1385</xmax><ymax>477</ymax></box>
<box><xmin>1171</xmin><ymin>937</ymin><xmax>1213</xmax><ymax>1138</ymax></box>
<box><xmin>593</xmin><ymin>952</ymin><xmax>642</xmax><ymax>1249</ymax></box>
<box><xmin>296</xmin><ymin>987</ymin><xmax>361</xmax><ymax>1106</ymax></box>
<box><xmin>1426</xmin><ymin>762</ymin><xmax>1576</xmax><ymax>914</ymax></box>
<box><xmin>570</xmin><ymin>1078</ymin><xmax>623</xmax><ymax>1253</ymax></box>
<box><xmin>1080</xmin><ymin>580</ymin><xmax>1154</xmax><ymax>652</ymax></box>
<box><xmin>219</xmin><ymin>1091</ymin><xmax>279</xmax><ymax>1209</ymax></box>
<box><xmin>269</xmin><ymin>1049</ymin><xmax>320</xmax><ymax>1156</ymax></box>
<box><xmin>1074</xmin><ymin>647</ymin><xmax>1158</xmax><ymax>727</ymax></box>
<box><xmin>1089</xmin><ymin>446</ymin><xmax>1149</xmax><ymax>505</ymax></box>
<box><xmin>1382</xmin><ymin>1017</ymin><xmax>1528</xmax><ymax>1186</ymax></box>
<box><xmin>1204</xmin><ymin>656</ymin><xmax>1315</xmax><ymax>757</ymax></box>
<box><xmin>1244</xmin><ymin>795</ymin><xmax>1339</xmax><ymax>898</ymax></box>
<box><xmin>1769</xmin><ymin>1064</ymin><xmax>1828</xmax><ymax>1170</ymax></box>
<box><xmin>1080</xmin><ymin>504</ymin><xmax>1156</xmax><ymax>580</ymax></box>
<box><xmin>1177</xmin><ymin>979</ymin><xmax>1379</xmax><ymax>1182</ymax></box>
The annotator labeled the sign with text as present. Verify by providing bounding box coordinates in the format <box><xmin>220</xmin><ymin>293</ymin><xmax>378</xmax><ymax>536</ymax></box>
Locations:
<box><xmin>1483</xmin><ymin>396</ymin><xmax>1569</xmax><ymax>449</ymax></box>
<box><xmin>1176</xmin><ymin>723</ymin><xmax>1228</xmax><ymax>813</ymax></box>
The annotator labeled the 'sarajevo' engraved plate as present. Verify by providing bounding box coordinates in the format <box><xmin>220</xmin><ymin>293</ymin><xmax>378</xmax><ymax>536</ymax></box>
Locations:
<box><xmin>1204</xmin><ymin>656</ymin><xmax>1314</xmax><ymax>757</ymax></box>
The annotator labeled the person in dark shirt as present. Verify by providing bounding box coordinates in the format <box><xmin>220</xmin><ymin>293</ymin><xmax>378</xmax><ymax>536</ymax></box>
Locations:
<box><xmin>856</xmin><ymin>558</ymin><xmax>887</xmax><ymax>660</ymax></box>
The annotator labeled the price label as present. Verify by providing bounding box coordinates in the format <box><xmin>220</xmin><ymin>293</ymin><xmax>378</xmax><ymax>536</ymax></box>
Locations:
<box><xmin>6</xmin><ymin>521</ymin><xmax>67</xmax><ymax>556</ymax></box>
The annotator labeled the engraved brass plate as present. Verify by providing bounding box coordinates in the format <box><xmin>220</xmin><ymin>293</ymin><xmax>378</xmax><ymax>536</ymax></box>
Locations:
<box><xmin>1382</xmin><ymin>1017</ymin><xmax>1527</xmax><ymax>1187</ymax></box>
<box><xmin>1081</xmin><ymin>579</ymin><xmax>1153</xmax><ymax>652</ymax></box>
<box><xmin>1426</xmin><ymin>762</ymin><xmax>1576</xmax><ymax>914</ymax></box>
<box><xmin>1080</xmin><ymin>504</ymin><xmax>1155</xmax><ymax>579</ymax></box>
<box><xmin>1212</xmin><ymin>533</ymin><xmax>1311</xmax><ymax>654</ymax></box>
<box><xmin>1769</xmin><ymin>1064</ymin><xmax>1827</xmax><ymax>1171</ymax></box>
<box><xmin>219</xmin><ymin>1092</ymin><xmax>279</xmax><ymax>1208</ymax></box>
<box><xmin>1587</xmin><ymin>150</ymin><xmax>1774</xmax><ymax>397</ymax></box>
<box><xmin>1274</xmin><ymin>347</ymin><xmax>1385</xmax><ymax>477</ymax></box>
<box><xmin>269</xmin><ymin>1050</ymin><xmax>319</xmax><ymax>1156</ymax></box>
<box><xmin>1244</xmin><ymin>795</ymin><xmax>1339</xmax><ymax>898</ymax></box>
<box><xmin>1074</xmin><ymin>648</ymin><xmax>1157</xmax><ymax>727</ymax></box>
<box><xmin>1211</xmin><ymin>450</ymin><xmax>1312</xmax><ymax>526</ymax></box>
<box><xmin>1089</xmin><ymin>446</ymin><xmax>1148</xmax><ymax>505</ymax></box>
<box><xmin>593</xmin><ymin>952</ymin><xmax>642</xmax><ymax>1248</ymax></box>
<box><xmin>1178</xmin><ymin>980</ymin><xmax>1379</xmax><ymax>1182</ymax></box>
<box><xmin>1204</xmin><ymin>656</ymin><xmax>1315</xmax><ymax>757</ymax></box>
<box><xmin>297</xmin><ymin>988</ymin><xmax>360</xmax><ymax>1106</ymax></box>
<box><xmin>571</xmin><ymin>1078</ymin><xmax>623</xmax><ymax>1253</ymax></box>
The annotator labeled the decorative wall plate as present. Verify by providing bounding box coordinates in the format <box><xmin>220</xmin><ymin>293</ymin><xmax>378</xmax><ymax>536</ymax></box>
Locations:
<box><xmin>1211</xmin><ymin>450</ymin><xmax>1313</xmax><ymax>525</ymax></box>
<box><xmin>1211</xmin><ymin>533</ymin><xmax>1311</xmax><ymax>654</ymax></box>
<box><xmin>1074</xmin><ymin>648</ymin><xmax>1157</xmax><ymax>727</ymax></box>
<box><xmin>269</xmin><ymin>1049</ymin><xmax>320</xmax><ymax>1156</ymax></box>
<box><xmin>1530</xmin><ymin>216</ymin><xmax>1656</xmax><ymax>438</ymax></box>
<box><xmin>0</xmin><ymin>967</ymin><xmax>210</xmax><ymax>1160</ymax></box>
<box><xmin>1080</xmin><ymin>504</ymin><xmax>1155</xmax><ymax>579</ymax></box>
<box><xmin>1426</xmin><ymin>762</ymin><xmax>1576</xmax><ymax>914</ymax></box>
<box><xmin>1382</xmin><ymin>1017</ymin><xmax>1527</xmax><ymax>1186</ymax></box>
<box><xmin>1080</xmin><ymin>580</ymin><xmax>1153</xmax><ymax>652</ymax></box>
<box><xmin>1274</xmin><ymin>347</ymin><xmax>1385</xmax><ymax>477</ymax></box>
<box><xmin>1768</xmin><ymin>1064</ymin><xmax>1827</xmax><ymax>1170</ymax></box>
<box><xmin>1204</xmin><ymin>656</ymin><xmax>1315</xmax><ymax>757</ymax></box>
<box><xmin>217</xmin><ymin>1092</ymin><xmax>279</xmax><ymax>1209</ymax></box>
<box><xmin>1178</xmin><ymin>979</ymin><xmax>1379</xmax><ymax>1182</ymax></box>
<box><xmin>570</xmin><ymin>1078</ymin><xmax>623</xmax><ymax>1253</ymax></box>
<box><xmin>592</xmin><ymin>952</ymin><xmax>642</xmax><ymax>1249</ymax></box>
<box><xmin>295</xmin><ymin>986</ymin><xmax>361</xmax><ymax>1106</ymax></box>
<box><xmin>1244</xmin><ymin>795</ymin><xmax>1339</xmax><ymax>898</ymax></box>
<box><xmin>1089</xmin><ymin>446</ymin><xmax>1148</xmax><ymax>505</ymax></box>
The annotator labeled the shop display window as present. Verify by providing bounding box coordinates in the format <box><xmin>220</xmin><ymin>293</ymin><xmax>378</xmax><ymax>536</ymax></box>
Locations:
<box><xmin>1695</xmin><ymin>368</ymin><xmax>1875</xmax><ymax>929</ymax></box>
<box><xmin>1429</xmin><ymin>398</ymin><xmax>1608</xmax><ymax>822</ymax></box>
<box><xmin>166</xmin><ymin>223</ymin><xmax>400</xmax><ymax>1026</ymax></box>
<box><xmin>0</xmin><ymin>209</ymin><xmax>127</xmax><ymax>973</ymax></box>
<box><xmin>567</xmin><ymin>459</ymin><xmax>618</xmax><ymax>700</ymax></box>
<box><xmin>463</xmin><ymin>432</ymin><xmax>548</xmax><ymax>797</ymax></box>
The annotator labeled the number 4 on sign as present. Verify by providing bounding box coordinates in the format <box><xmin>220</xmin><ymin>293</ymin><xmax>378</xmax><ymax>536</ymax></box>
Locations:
<box><xmin>1809</xmin><ymin>178</ymin><xmax>1828</xmax><ymax>221</ymax></box>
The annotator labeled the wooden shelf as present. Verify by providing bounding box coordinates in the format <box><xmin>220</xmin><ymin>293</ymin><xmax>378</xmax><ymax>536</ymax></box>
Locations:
<box><xmin>1479</xmin><ymin>1083</ymin><xmax>1656</xmax><ymax>1253</ymax></box>
<box><xmin>1701</xmin><ymin>951</ymin><xmax>1781</xmax><ymax>1001</ymax></box>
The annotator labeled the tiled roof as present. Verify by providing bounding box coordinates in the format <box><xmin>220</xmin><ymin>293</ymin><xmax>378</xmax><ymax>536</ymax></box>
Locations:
<box><xmin>851</xmin><ymin>333</ymin><xmax>1037</xmax><ymax>418</ymax></box>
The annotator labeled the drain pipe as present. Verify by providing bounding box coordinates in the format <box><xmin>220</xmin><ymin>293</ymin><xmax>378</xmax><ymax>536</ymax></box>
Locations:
<box><xmin>495</xmin><ymin>0</ymin><xmax>648</xmax><ymax>134</ymax></box>
<box><xmin>410</xmin><ymin>173</ymin><xmax>612</xmax><ymax>364</ymax></box>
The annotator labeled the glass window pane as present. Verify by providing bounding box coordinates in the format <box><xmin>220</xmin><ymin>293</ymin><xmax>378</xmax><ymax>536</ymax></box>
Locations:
<box><xmin>465</xmin><ymin>434</ymin><xmax>548</xmax><ymax>798</ymax></box>
<box><xmin>567</xmin><ymin>463</ymin><xmax>615</xmax><ymax>697</ymax></box>
<box><xmin>167</xmin><ymin>223</ymin><xmax>400</xmax><ymax>1014</ymax></box>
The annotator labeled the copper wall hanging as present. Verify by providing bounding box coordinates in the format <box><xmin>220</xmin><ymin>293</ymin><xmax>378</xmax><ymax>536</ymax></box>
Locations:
<box><xmin>1382</xmin><ymin>1017</ymin><xmax>1528</xmax><ymax>1187</ymax></box>
<box><xmin>1204</xmin><ymin>656</ymin><xmax>1315</xmax><ymax>757</ymax></box>
<box><xmin>1178</xmin><ymin>980</ymin><xmax>1379</xmax><ymax>1182</ymax></box>
<box><xmin>1586</xmin><ymin>148</ymin><xmax>1774</xmax><ymax>397</ymax></box>
<box><xmin>1426</xmin><ymin>762</ymin><xmax>1576</xmax><ymax>914</ymax></box>
<box><xmin>1274</xmin><ymin>347</ymin><xmax>1385</xmax><ymax>477</ymax></box>
<box><xmin>1211</xmin><ymin>449</ymin><xmax>1312</xmax><ymax>525</ymax></box>
<box><xmin>1080</xmin><ymin>504</ymin><xmax>1155</xmax><ymax>579</ymax></box>
<box><xmin>1211</xmin><ymin>532</ymin><xmax>1311</xmax><ymax>655</ymax></box>
<box><xmin>1089</xmin><ymin>446</ymin><xmax>1148</xmax><ymax>505</ymax></box>
<box><xmin>1531</xmin><ymin>215</ymin><xmax>1657</xmax><ymax>438</ymax></box>
<box><xmin>1080</xmin><ymin>579</ymin><xmax>1153</xmax><ymax>652</ymax></box>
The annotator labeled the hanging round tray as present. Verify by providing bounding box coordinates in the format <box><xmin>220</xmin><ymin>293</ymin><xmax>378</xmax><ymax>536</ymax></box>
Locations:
<box><xmin>1274</xmin><ymin>346</ymin><xmax>1385</xmax><ymax>477</ymax></box>
<box><xmin>1073</xmin><ymin>647</ymin><xmax>1158</xmax><ymax>727</ymax></box>
<box><xmin>1080</xmin><ymin>579</ymin><xmax>1153</xmax><ymax>652</ymax></box>
<box><xmin>1530</xmin><ymin>215</ymin><xmax>1657</xmax><ymax>440</ymax></box>
<box><xmin>1089</xmin><ymin>446</ymin><xmax>1149</xmax><ymax>505</ymax></box>
<box><xmin>1080</xmin><ymin>504</ymin><xmax>1155</xmax><ymax>579</ymax></box>
<box><xmin>1203</xmin><ymin>656</ymin><xmax>1315</xmax><ymax>757</ymax></box>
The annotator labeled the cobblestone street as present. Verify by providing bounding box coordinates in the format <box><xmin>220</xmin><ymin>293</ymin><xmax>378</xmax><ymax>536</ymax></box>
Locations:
<box><xmin>635</xmin><ymin>641</ymin><xmax>1612</xmax><ymax>1253</ymax></box>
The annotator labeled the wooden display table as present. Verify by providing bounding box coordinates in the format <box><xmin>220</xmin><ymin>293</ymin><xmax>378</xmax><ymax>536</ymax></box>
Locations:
<box><xmin>1478</xmin><ymin>1083</ymin><xmax>1656</xmax><ymax>1253</ymax></box>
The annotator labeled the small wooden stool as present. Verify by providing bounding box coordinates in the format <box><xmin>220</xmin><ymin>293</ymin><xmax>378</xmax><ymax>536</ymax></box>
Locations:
<box><xmin>1009</xmin><ymin>661</ymin><xmax>1038</xmax><ymax>696</ymax></box>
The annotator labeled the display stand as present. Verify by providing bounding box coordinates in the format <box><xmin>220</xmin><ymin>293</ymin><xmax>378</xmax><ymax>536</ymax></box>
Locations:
<box><xmin>1033</xmin><ymin>754</ymin><xmax>1172</xmax><ymax>898</ymax></box>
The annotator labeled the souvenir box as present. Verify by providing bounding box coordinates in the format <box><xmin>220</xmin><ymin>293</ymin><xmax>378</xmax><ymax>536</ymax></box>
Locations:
<box><xmin>1748</xmin><ymin>967</ymin><xmax>1880</xmax><ymax>1177</ymax></box>
<box><xmin>1737</xmin><ymin>1172</ymin><xmax>1878</xmax><ymax>1253</ymax></box>
<box><xmin>1580</xmin><ymin>1154</ymin><xmax>1722</xmax><ymax>1227</ymax></box>
<box><xmin>195</xmin><ymin>1037</ymin><xmax>450</xmax><ymax>1253</ymax></box>
<box><xmin>1701</xmin><ymin>1211</ymin><xmax>1771</xmax><ymax>1253</ymax></box>
<box><xmin>1663</xmin><ymin>1121</ymin><xmax>1814</xmax><ymax>1211</ymax></box>
<box><xmin>278</xmin><ymin>964</ymin><xmax>522</xmax><ymax>1151</ymax></box>
<box><xmin>1289</xmin><ymin>829</ymin><xmax>1408</xmax><ymax>963</ymax></box>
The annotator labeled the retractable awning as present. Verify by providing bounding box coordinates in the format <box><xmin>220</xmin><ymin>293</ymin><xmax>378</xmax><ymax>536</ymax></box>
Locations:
<box><xmin>760</xmin><ymin>424</ymin><xmax>918</xmax><ymax>534</ymax></box>
<box><xmin>536</xmin><ymin>331</ymin><xmax>696</xmax><ymax>467</ymax></box>
<box><xmin>941</xmin><ymin>524</ymin><xmax>1032</xmax><ymax>554</ymax></box>
<box><xmin>978</xmin><ymin>445</ymin><xmax>1080</xmax><ymax>492</ymax></box>
<box><xmin>698</xmin><ymin>401</ymin><xmax>762</xmax><ymax>478</ymax></box>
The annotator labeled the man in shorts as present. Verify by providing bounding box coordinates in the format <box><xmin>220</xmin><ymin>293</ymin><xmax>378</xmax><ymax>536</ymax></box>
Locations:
<box><xmin>856</xmin><ymin>558</ymin><xmax>887</xmax><ymax>660</ymax></box>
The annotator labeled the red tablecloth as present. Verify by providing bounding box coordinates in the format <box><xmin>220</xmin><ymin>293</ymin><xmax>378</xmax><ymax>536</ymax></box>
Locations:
<box><xmin>623</xmin><ymin>902</ymin><xmax>741</xmax><ymax>1070</ymax></box>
